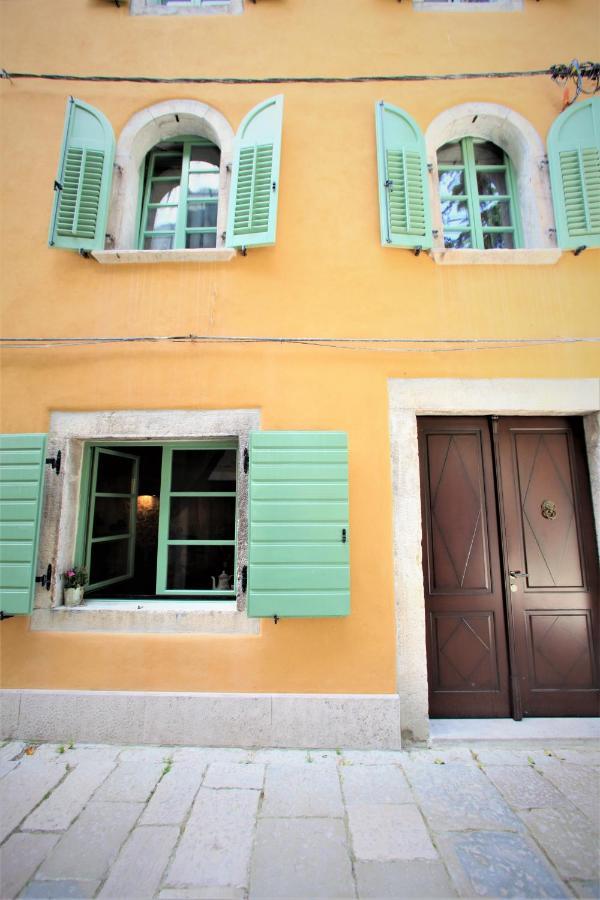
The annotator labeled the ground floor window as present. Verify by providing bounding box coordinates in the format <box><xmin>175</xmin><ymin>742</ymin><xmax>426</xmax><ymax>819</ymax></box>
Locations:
<box><xmin>77</xmin><ymin>441</ymin><xmax>238</xmax><ymax>600</ymax></box>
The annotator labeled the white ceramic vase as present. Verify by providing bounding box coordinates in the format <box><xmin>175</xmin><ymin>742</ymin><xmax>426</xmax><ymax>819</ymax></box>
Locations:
<box><xmin>64</xmin><ymin>586</ymin><xmax>84</xmax><ymax>607</ymax></box>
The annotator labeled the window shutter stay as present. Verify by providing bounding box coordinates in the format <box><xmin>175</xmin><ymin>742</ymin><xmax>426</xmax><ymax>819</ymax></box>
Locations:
<box><xmin>548</xmin><ymin>97</ymin><xmax>600</xmax><ymax>250</ymax></box>
<box><xmin>226</xmin><ymin>95</ymin><xmax>284</xmax><ymax>250</ymax></box>
<box><xmin>247</xmin><ymin>431</ymin><xmax>350</xmax><ymax>618</ymax></box>
<box><xmin>0</xmin><ymin>434</ymin><xmax>48</xmax><ymax>616</ymax></box>
<box><xmin>49</xmin><ymin>97</ymin><xmax>115</xmax><ymax>252</ymax></box>
<box><xmin>375</xmin><ymin>101</ymin><xmax>432</xmax><ymax>250</ymax></box>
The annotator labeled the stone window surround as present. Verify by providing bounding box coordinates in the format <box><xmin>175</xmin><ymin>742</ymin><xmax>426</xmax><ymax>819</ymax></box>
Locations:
<box><xmin>425</xmin><ymin>103</ymin><xmax>560</xmax><ymax>265</ymax></box>
<box><xmin>388</xmin><ymin>378</ymin><xmax>600</xmax><ymax>745</ymax></box>
<box><xmin>413</xmin><ymin>0</ymin><xmax>523</xmax><ymax>11</ymax></box>
<box><xmin>95</xmin><ymin>100</ymin><xmax>235</xmax><ymax>265</ymax></box>
<box><xmin>130</xmin><ymin>0</ymin><xmax>244</xmax><ymax>16</ymax></box>
<box><xmin>31</xmin><ymin>409</ymin><xmax>261</xmax><ymax>635</ymax></box>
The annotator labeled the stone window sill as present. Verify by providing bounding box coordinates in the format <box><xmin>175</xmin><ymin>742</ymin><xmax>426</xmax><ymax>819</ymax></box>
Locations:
<box><xmin>31</xmin><ymin>602</ymin><xmax>259</xmax><ymax>635</ymax></box>
<box><xmin>429</xmin><ymin>249</ymin><xmax>561</xmax><ymax>266</ymax></box>
<box><xmin>92</xmin><ymin>249</ymin><xmax>236</xmax><ymax>265</ymax></box>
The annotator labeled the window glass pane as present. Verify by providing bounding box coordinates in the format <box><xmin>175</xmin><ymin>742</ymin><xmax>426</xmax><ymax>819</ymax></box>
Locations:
<box><xmin>444</xmin><ymin>231</ymin><xmax>472</xmax><ymax>249</ymax></box>
<box><xmin>96</xmin><ymin>453</ymin><xmax>136</xmax><ymax>494</ymax></box>
<box><xmin>146</xmin><ymin>206</ymin><xmax>178</xmax><ymax>232</ymax></box>
<box><xmin>483</xmin><ymin>232</ymin><xmax>515</xmax><ymax>249</ymax></box>
<box><xmin>439</xmin><ymin>170</ymin><xmax>465</xmax><ymax>196</ymax></box>
<box><xmin>169</xmin><ymin>497</ymin><xmax>235</xmax><ymax>540</ymax></box>
<box><xmin>166</xmin><ymin>545</ymin><xmax>235</xmax><ymax>591</ymax></box>
<box><xmin>188</xmin><ymin>172</ymin><xmax>219</xmax><ymax>198</ymax></box>
<box><xmin>149</xmin><ymin>180</ymin><xmax>180</xmax><ymax>206</ymax></box>
<box><xmin>473</xmin><ymin>141</ymin><xmax>504</xmax><ymax>166</ymax></box>
<box><xmin>480</xmin><ymin>198</ymin><xmax>512</xmax><ymax>228</ymax></box>
<box><xmin>476</xmin><ymin>170</ymin><xmax>508</xmax><ymax>196</ymax></box>
<box><xmin>441</xmin><ymin>200</ymin><xmax>470</xmax><ymax>228</ymax></box>
<box><xmin>92</xmin><ymin>498</ymin><xmax>131</xmax><ymax>538</ymax></box>
<box><xmin>437</xmin><ymin>142</ymin><xmax>463</xmax><ymax>166</ymax></box>
<box><xmin>171</xmin><ymin>449</ymin><xmax>237</xmax><ymax>492</ymax></box>
<box><xmin>144</xmin><ymin>235</ymin><xmax>174</xmax><ymax>250</ymax></box>
<box><xmin>152</xmin><ymin>152</ymin><xmax>183</xmax><ymax>178</ymax></box>
<box><xmin>190</xmin><ymin>145</ymin><xmax>220</xmax><ymax>170</ymax></box>
<box><xmin>186</xmin><ymin>203</ymin><xmax>218</xmax><ymax>229</ymax></box>
<box><xmin>186</xmin><ymin>232</ymin><xmax>217</xmax><ymax>249</ymax></box>
<box><xmin>90</xmin><ymin>538</ymin><xmax>130</xmax><ymax>584</ymax></box>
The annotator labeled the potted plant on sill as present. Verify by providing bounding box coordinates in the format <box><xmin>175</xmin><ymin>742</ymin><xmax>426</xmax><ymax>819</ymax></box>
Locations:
<box><xmin>62</xmin><ymin>566</ymin><xmax>88</xmax><ymax>607</ymax></box>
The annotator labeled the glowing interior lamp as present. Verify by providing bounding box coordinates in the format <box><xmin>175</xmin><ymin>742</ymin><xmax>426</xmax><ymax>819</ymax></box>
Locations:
<box><xmin>137</xmin><ymin>495</ymin><xmax>158</xmax><ymax>510</ymax></box>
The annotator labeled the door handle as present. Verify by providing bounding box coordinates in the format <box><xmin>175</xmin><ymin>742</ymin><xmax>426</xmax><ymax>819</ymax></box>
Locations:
<box><xmin>509</xmin><ymin>570</ymin><xmax>529</xmax><ymax>578</ymax></box>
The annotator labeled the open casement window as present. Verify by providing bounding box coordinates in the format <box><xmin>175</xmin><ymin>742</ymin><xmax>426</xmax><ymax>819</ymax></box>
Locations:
<box><xmin>226</xmin><ymin>96</ymin><xmax>284</xmax><ymax>250</ymax></box>
<box><xmin>49</xmin><ymin>98</ymin><xmax>115</xmax><ymax>252</ymax></box>
<box><xmin>437</xmin><ymin>137</ymin><xmax>522</xmax><ymax>249</ymax></box>
<box><xmin>548</xmin><ymin>97</ymin><xmax>600</xmax><ymax>250</ymax></box>
<box><xmin>79</xmin><ymin>442</ymin><xmax>237</xmax><ymax>600</ymax></box>
<box><xmin>375</xmin><ymin>102</ymin><xmax>432</xmax><ymax>251</ymax></box>
<box><xmin>0</xmin><ymin>434</ymin><xmax>47</xmax><ymax>616</ymax></box>
<box><xmin>138</xmin><ymin>138</ymin><xmax>220</xmax><ymax>250</ymax></box>
<box><xmin>247</xmin><ymin>431</ymin><xmax>350</xmax><ymax>618</ymax></box>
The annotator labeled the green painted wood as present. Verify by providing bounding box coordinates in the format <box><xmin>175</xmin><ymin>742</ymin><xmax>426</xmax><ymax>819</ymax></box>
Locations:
<box><xmin>226</xmin><ymin>96</ymin><xmax>284</xmax><ymax>249</ymax></box>
<box><xmin>49</xmin><ymin>98</ymin><xmax>115</xmax><ymax>252</ymax></box>
<box><xmin>0</xmin><ymin>434</ymin><xmax>47</xmax><ymax>615</ymax></box>
<box><xmin>375</xmin><ymin>101</ymin><xmax>432</xmax><ymax>250</ymax></box>
<box><xmin>248</xmin><ymin>431</ymin><xmax>350</xmax><ymax>618</ymax></box>
<box><xmin>548</xmin><ymin>97</ymin><xmax>600</xmax><ymax>249</ymax></box>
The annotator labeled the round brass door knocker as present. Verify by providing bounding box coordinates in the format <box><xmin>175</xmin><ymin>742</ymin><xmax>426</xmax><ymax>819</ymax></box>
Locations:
<box><xmin>541</xmin><ymin>499</ymin><xmax>557</xmax><ymax>520</ymax></box>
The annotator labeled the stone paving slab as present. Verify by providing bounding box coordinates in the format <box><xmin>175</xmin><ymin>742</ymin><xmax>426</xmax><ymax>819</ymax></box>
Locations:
<box><xmin>354</xmin><ymin>860</ymin><xmax>457</xmax><ymax>898</ymax></box>
<box><xmin>1</xmin><ymin>740</ymin><xmax>598</xmax><ymax>899</ymax></box>
<box><xmin>436</xmin><ymin>830</ymin><xmax>569</xmax><ymax>898</ymax></box>
<box><xmin>249</xmin><ymin>817</ymin><xmax>355</xmax><ymax>899</ymax></box>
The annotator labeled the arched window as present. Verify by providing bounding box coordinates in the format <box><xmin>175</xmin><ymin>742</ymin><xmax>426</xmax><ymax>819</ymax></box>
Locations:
<box><xmin>437</xmin><ymin>137</ymin><xmax>521</xmax><ymax>249</ymax></box>
<box><xmin>138</xmin><ymin>136</ymin><xmax>221</xmax><ymax>250</ymax></box>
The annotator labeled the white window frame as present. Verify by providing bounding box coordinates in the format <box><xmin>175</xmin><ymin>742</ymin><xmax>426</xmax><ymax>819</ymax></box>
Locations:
<box><xmin>31</xmin><ymin>409</ymin><xmax>260</xmax><ymax>635</ymax></box>
<box><xmin>413</xmin><ymin>0</ymin><xmax>523</xmax><ymax>11</ymax></box>
<box><xmin>425</xmin><ymin>103</ymin><xmax>560</xmax><ymax>265</ymax></box>
<box><xmin>95</xmin><ymin>100</ymin><xmax>236</xmax><ymax>265</ymax></box>
<box><xmin>130</xmin><ymin>0</ymin><xmax>244</xmax><ymax>15</ymax></box>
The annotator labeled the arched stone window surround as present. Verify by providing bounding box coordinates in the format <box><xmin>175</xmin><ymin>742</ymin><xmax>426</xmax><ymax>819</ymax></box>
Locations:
<box><xmin>426</xmin><ymin>103</ymin><xmax>557</xmax><ymax>255</ymax></box>
<box><xmin>107</xmin><ymin>100</ymin><xmax>235</xmax><ymax>252</ymax></box>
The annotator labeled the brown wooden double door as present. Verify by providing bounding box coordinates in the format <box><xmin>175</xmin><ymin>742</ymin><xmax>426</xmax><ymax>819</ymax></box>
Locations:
<box><xmin>418</xmin><ymin>416</ymin><xmax>599</xmax><ymax>719</ymax></box>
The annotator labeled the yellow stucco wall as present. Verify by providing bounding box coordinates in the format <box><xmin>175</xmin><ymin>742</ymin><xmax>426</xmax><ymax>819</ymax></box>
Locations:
<box><xmin>1</xmin><ymin>0</ymin><xmax>599</xmax><ymax>694</ymax></box>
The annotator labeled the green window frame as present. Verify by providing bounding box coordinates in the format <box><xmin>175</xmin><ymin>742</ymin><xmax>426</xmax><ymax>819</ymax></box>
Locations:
<box><xmin>77</xmin><ymin>441</ymin><xmax>238</xmax><ymax>601</ymax></box>
<box><xmin>437</xmin><ymin>137</ymin><xmax>522</xmax><ymax>249</ymax></box>
<box><xmin>138</xmin><ymin>137</ymin><xmax>220</xmax><ymax>251</ymax></box>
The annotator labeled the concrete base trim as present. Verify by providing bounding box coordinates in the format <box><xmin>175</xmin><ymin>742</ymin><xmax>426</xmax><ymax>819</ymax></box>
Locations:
<box><xmin>0</xmin><ymin>690</ymin><xmax>402</xmax><ymax>750</ymax></box>
<box><xmin>430</xmin><ymin>718</ymin><xmax>600</xmax><ymax>744</ymax></box>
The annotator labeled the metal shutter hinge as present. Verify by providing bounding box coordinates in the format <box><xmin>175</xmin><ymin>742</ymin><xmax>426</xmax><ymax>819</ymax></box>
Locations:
<box><xmin>45</xmin><ymin>450</ymin><xmax>61</xmax><ymax>475</ymax></box>
<box><xmin>36</xmin><ymin>564</ymin><xmax>52</xmax><ymax>590</ymax></box>
<box><xmin>241</xmin><ymin>565</ymin><xmax>247</xmax><ymax>593</ymax></box>
<box><xmin>413</xmin><ymin>246</ymin><xmax>422</xmax><ymax>257</ymax></box>
<box><xmin>243</xmin><ymin>447</ymin><xmax>249</xmax><ymax>473</ymax></box>
<box><xmin>54</xmin><ymin>180</ymin><xmax>63</xmax><ymax>192</ymax></box>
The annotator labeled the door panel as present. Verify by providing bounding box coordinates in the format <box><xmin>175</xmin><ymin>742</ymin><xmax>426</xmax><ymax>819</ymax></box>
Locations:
<box><xmin>496</xmin><ymin>417</ymin><xmax>599</xmax><ymax>717</ymax></box>
<box><xmin>419</xmin><ymin>418</ymin><xmax>511</xmax><ymax>717</ymax></box>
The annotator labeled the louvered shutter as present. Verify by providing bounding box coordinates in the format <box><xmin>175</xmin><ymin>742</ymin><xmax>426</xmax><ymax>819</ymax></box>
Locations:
<box><xmin>548</xmin><ymin>97</ymin><xmax>600</xmax><ymax>250</ymax></box>
<box><xmin>226</xmin><ymin>95</ymin><xmax>283</xmax><ymax>250</ymax></box>
<box><xmin>49</xmin><ymin>97</ymin><xmax>115</xmax><ymax>252</ymax></box>
<box><xmin>247</xmin><ymin>432</ymin><xmax>350</xmax><ymax>618</ymax></box>
<box><xmin>0</xmin><ymin>434</ymin><xmax>47</xmax><ymax>615</ymax></box>
<box><xmin>375</xmin><ymin>101</ymin><xmax>432</xmax><ymax>250</ymax></box>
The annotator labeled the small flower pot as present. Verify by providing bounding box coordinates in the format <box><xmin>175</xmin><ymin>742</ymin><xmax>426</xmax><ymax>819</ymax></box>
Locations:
<box><xmin>64</xmin><ymin>586</ymin><xmax>84</xmax><ymax>607</ymax></box>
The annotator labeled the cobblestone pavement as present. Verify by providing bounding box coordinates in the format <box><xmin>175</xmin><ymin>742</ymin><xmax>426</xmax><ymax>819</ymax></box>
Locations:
<box><xmin>0</xmin><ymin>741</ymin><xmax>598</xmax><ymax>899</ymax></box>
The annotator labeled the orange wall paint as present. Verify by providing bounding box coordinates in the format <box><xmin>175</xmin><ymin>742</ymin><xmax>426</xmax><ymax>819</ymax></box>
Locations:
<box><xmin>1</xmin><ymin>0</ymin><xmax>599</xmax><ymax>694</ymax></box>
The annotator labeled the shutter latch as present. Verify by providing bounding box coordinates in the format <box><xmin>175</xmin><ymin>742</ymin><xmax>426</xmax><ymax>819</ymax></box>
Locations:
<box><xmin>384</xmin><ymin>179</ymin><xmax>393</xmax><ymax>189</ymax></box>
<box><xmin>45</xmin><ymin>450</ymin><xmax>61</xmax><ymax>475</ymax></box>
<box><xmin>341</xmin><ymin>528</ymin><xmax>347</xmax><ymax>543</ymax></box>
<box><xmin>53</xmin><ymin>180</ymin><xmax>63</xmax><ymax>192</ymax></box>
<box><xmin>413</xmin><ymin>246</ymin><xmax>422</xmax><ymax>257</ymax></box>
<box><xmin>35</xmin><ymin>564</ymin><xmax>52</xmax><ymax>591</ymax></box>
<box><xmin>574</xmin><ymin>245</ymin><xmax>587</xmax><ymax>256</ymax></box>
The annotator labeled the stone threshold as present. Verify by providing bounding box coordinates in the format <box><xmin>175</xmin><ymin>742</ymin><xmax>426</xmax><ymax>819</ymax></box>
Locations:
<box><xmin>430</xmin><ymin>717</ymin><xmax>600</xmax><ymax>746</ymax></box>
<box><xmin>0</xmin><ymin>690</ymin><xmax>401</xmax><ymax>750</ymax></box>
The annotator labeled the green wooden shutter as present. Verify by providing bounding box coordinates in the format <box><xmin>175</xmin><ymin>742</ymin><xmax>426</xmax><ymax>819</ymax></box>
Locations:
<box><xmin>49</xmin><ymin>97</ymin><xmax>115</xmax><ymax>252</ymax></box>
<box><xmin>0</xmin><ymin>434</ymin><xmax>47</xmax><ymax>616</ymax></box>
<box><xmin>375</xmin><ymin>101</ymin><xmax>432</xmax><ymax>250</ymax></box>
<box><xmin>226</xmin><ymin>95</ymin><xmax>283</xmax><ymax>250</ymax></box>
<box><xmin>548</xmin><ymin>97</ymin><xmax>600</xmax><ymax>250</ymax></box>
<box><xmin>247</xmin><ymin>431</ymin><xmax>349</xmax><ymax>618</ymax></box>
